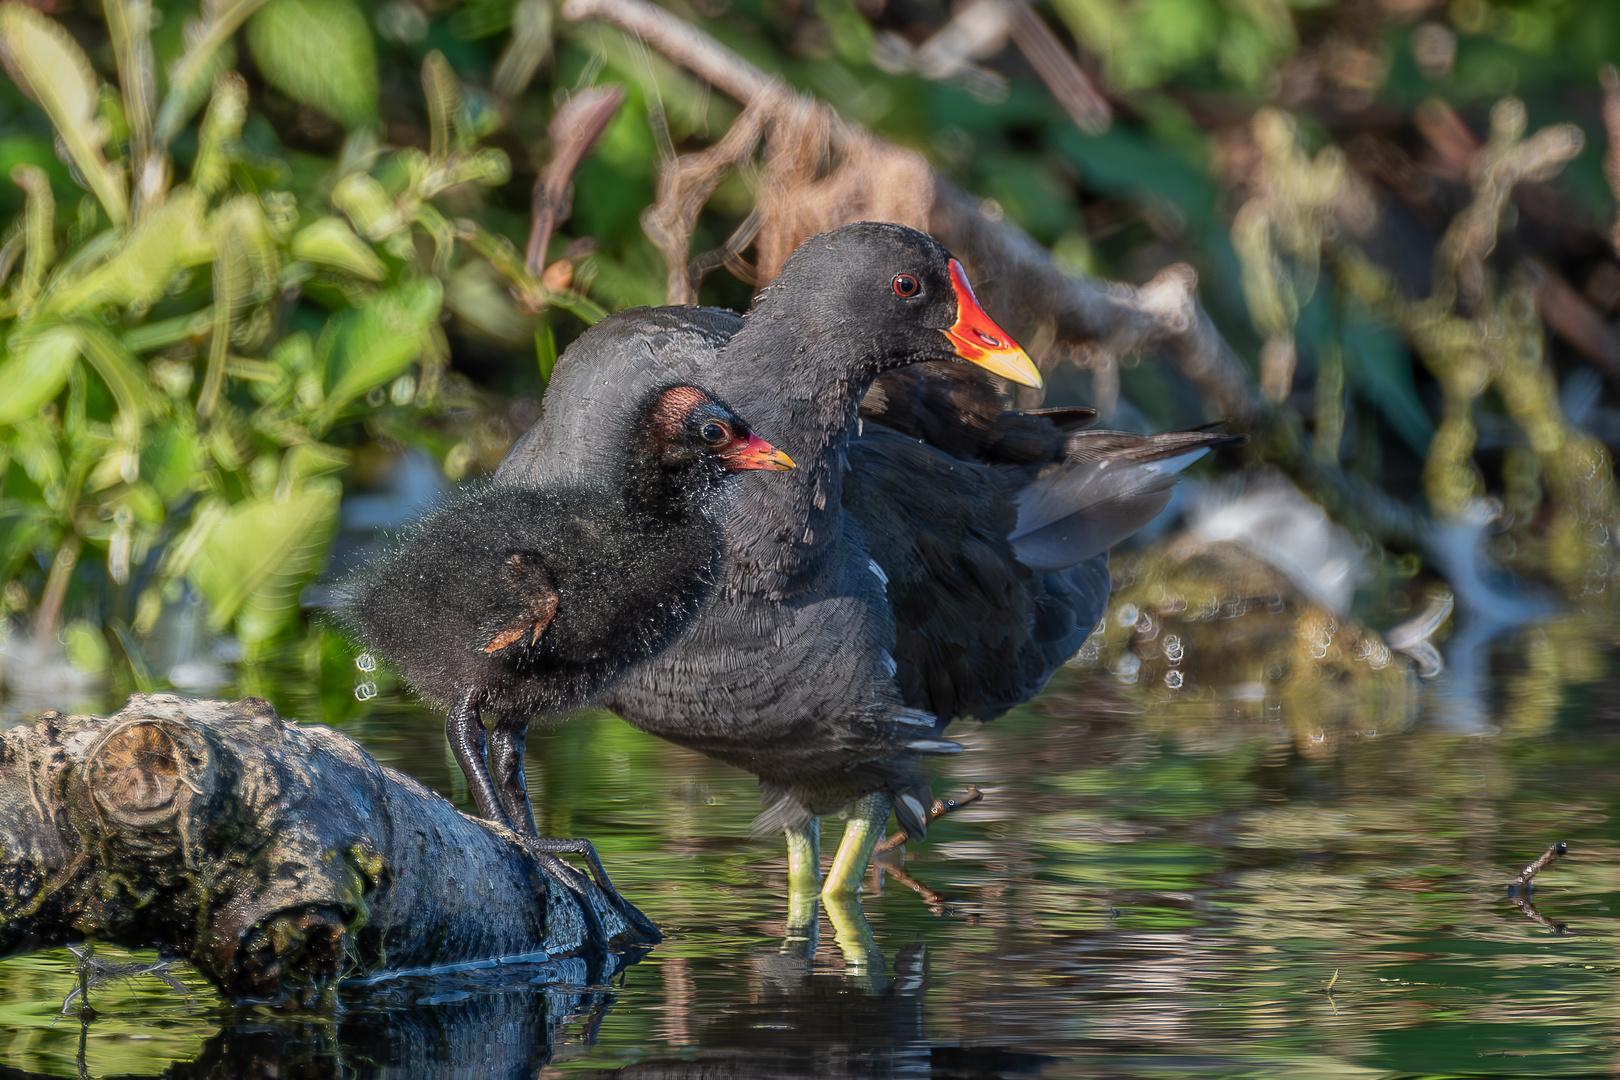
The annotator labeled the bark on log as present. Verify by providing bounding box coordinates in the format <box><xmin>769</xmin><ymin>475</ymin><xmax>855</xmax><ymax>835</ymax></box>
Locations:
<box><xmin>0</xmin><ymin>694</ymin><xmax>657</xmax><ymax>1005</ymax></box>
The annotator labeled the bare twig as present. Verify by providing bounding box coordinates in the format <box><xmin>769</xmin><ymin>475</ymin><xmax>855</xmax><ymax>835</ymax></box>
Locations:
<box><xmin>1003</xmin><ymin>0</ymin><xmax>1109</xmax><ymax>135</ymax></box>
<box><xmin>1602</xmin><ymin>66</ymin><xmax>1620</xmax><ymax>257</ymax></box>
<box><xmin>641</xmin><ymin>99</ymin><xmax>774</xmax><ymax>303</ymax></box>
<box><xmin>560</xmin><ymin>0</ymin><xmax>1262</xmax><ymax>421</ymax></box>
<box><xmin>526</xmin><ymin>86</ymin><xmax>626</xmax><ymax>278</ymax></box>
<box><xmin>872</xmin><ymin>861</ymin><xmax>951</xmax><ymax>914</ymax></box>
<box><xmin>875</xmin><ymin>785</ymin><xmax>983</xmax><ymax>853</ymax></box>
<box><xmin>1532</xmin><ymin>263</ymin><xmax>1620</xmax><ymax>388</ymax></box>
<box><xmin>1509</xmin><ymin>839</ymin><xmax>1568</xmax><ymax>892</ymax></box>
<box><xmin>563</xmin><ymin>0</ymin><xmax>769</xmax><ymax>101</ymax></box>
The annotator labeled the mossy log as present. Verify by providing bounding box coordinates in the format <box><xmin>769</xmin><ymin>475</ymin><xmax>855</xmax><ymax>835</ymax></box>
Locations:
<box><xmin>0</xmin><ymin>694</ymin><xmax>657</xmax><ymax>1005</ymax></box>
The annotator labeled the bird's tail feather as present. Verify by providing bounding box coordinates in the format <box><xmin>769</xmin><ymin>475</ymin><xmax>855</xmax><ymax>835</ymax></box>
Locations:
<box><xmin>1011</xmin><ymin>429</ymin><xmax>1246</xmax><ymax>572</ymax></box>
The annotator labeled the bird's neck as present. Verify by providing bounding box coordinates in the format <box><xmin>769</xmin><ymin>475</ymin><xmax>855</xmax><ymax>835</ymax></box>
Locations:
<box><xmin>616</xmin><ymin>460</ymin><xmax>714</xmax><ymax>525</ymax></box>
<box><xmin>711</xmin><ymin>314</ymin><xmax>876</xmax><ymax>587</ymax></box>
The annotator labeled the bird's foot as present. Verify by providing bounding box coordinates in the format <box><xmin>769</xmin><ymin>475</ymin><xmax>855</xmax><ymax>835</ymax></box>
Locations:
<box><xmin>874</xmin><ymin>786</ymin><xmax>983</xmax><ymax>853</ymax></box>
<box><xmin>522</xmin><ymin>836</ymin><xmax>663</xmax><ymax>945</ymax></box>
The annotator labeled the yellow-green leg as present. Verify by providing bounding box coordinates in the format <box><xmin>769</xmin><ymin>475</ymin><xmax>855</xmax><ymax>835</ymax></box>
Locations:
<box><xmin>784</xmin><ymin>818</ymin><xmax>822</xmax><ymax>950</ymax></box>
<box><xmin>824</xmin><ymin>896</ymin><xmax>882</xmax><ymax>975</ymax></box>
<box><xmin>822</xmin><ymin>793</ymin><xmax>891</xmax><ymax>900</ymax></box>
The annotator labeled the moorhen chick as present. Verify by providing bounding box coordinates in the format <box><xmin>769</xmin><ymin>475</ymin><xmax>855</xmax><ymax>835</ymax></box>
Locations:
<box><xmin>339</xmin><ymin>383</ymin><xmax>793</xmax><ymax>910</ymax></box>
<box><xmin>495</xmin><ymin>222</ymin><xmax>1242</xmax><ymax>899</ymax></box>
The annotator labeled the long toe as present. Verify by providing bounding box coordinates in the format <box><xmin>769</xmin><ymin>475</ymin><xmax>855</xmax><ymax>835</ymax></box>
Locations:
<box><xmin>522</xmin><ymin>836</ymin><xmax>662</xmax><ymax>946</ymax></box>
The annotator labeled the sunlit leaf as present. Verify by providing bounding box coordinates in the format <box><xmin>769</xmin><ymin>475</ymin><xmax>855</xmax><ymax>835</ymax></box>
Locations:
<box><xmin>188</xmin><ymin>479</ymin><xmax>339</xmax><ymax>641</ymax></box>
<box><xmin>245</xmin><ymin>0</ymin><xmax>378</xmax><ymax>130</ymax></box>
<box><xmin>0</xmin><ymin>326</ymin><xmax>78</xmax><ymax>426</ymax></box>
<box><xmin>0</xmin><ymin>3</ymin><xmax>129</xmax><ymax>225</ymax></box>
<box><xmin>311</xmin><ymin>277</ymin><xmax>441</xmax><ymax>432</ymax></box>
<box><xmin>290</xmin><ymin>216</ymin><xmax>387</xmax><ymax>281</ymax></box>
<box><xmin>199</xmin><ymin>195</ymin><xmax>279</xmax><ymax>418</ymax></box>
<box><xmin>190</xmin><ymin>72</ymin><xmax>248</xmax><ymax>199</ymax></box>
<box><xmin>7</xmin><ymin>163</ymin><xmax>54</xmax><ymax>315</ymax></box>
<box><xmin>331</xmin><ymin>172</ymin><xmax>404</xmax><ymax>240</ymax></box>
<box><xmin>43</xmin><ymin>188</ymin><xmax>212</xmax><ymax>316</ymax></box>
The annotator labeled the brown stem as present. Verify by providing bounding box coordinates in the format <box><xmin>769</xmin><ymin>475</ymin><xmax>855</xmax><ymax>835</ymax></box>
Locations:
<box><xmin>1602</xmin><ymin>66</ymin><xmax>1620</xmax><ymax>257</ymax></box>
<box><xmin>526</xmin><ymin>86</ymin><xmax>627</xmax><ymax>278</ymax></box>
<box><xmin>33</xmin><ymin>533</ymin><xmax>81</xmax><ymax>642</ymax></box>
<box><xmin>1531</xmin><ymin>263</ymin><xmax>1620</xmax><ymax>389</ymax></box>
<box><xmin>873</xmin><ymin>862</ymin><xmax>950</xmax><ymax>914</ymax></box>
<box><xmin>1003</xmin><ymin>0</ymin><xmax>1109</xmax><ymax>135</ymax></box>
<box><xmin>875</xmin><ymin>785</ymin><xmax>983</xmax><ymax>853</ymax></box>
<box><xmin>928</xmin><ymin>185</ymin><xmax>1261</xmax><ymax>419</ymax></box>
<box><xmin>1509</xmin><ymin>840</ymin><xmax>1568</xmax><ymax>890</ymax></box>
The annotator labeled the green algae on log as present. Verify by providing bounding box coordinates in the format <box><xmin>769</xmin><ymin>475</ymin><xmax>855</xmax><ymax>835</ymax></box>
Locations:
<box><xmin>0</xmin><ymin>694</ymin><xmax>658</xmax><ymax>1005</ymax></box>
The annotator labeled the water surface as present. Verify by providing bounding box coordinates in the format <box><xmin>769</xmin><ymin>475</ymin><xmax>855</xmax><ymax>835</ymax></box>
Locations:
<box><xmin>2</xmin><ymin>617</ymin><xmax>1618</xmax><ymax>1079</ymax></box>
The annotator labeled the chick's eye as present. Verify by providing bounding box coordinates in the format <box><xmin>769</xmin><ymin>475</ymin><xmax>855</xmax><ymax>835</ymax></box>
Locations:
<box><xmin>892</xmin><ymin>273</ymin><xmax>920</xmax><ymax>298</ymax></box>
<box><xmin>700</xmin><ymin>421</ymin><xmax>729</xmax><ymax>445</ymax></box>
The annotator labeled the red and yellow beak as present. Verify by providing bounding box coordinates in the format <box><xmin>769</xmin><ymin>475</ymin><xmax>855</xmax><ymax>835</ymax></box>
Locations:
<box><xmin>943</xmin><ymin>259</ymin><xmax>1043</xmax><ymax>388</ymax></box>
<box><xmin>720</xmin><ymin>431</ymin><xmax>796</xmax><ymax>471</ymax></box>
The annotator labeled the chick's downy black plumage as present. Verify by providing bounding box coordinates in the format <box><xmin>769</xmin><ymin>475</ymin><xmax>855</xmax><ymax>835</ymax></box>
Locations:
<box><xmin>340</xmin><ymin>383</ymin><xmax>793</xmax><ymax>842</ymax></box>
<box><xmin>496</xmin><ymin>222</ymin><xmax>1243</xmax><ymax>899</ymax></box>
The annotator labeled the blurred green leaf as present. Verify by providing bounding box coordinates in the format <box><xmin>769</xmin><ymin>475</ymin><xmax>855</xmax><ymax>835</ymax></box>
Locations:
<box><xmin>0</xmin><ymin>3</ymin><xmax>129</xmax><ymax>224</ymax></box>
<box><xmin>43</xmin><ymin>188</ymin><xmax>213</xmax><ymax>316</ymax></box>
<box><xmin>245</xmin><ymin>0</ymin><xmax>378</xmax><ymax>129</ymax></box>
<box><xmin>291</xmin><ymin>216</ymin><xmax>388</xmax><ymax>281</ymax></box>
<box><xmin>156</xmin><ymin>0</ymin><xmax>265</xmax><ymax>142</ymax></box>
<box><xmin>0</xmin><ymin>326</ymin><xmax>77</xmax><ymax>426</ymax></box>
<box><xmin>188</xmin><ymin>478</ymin><xmax>339</xmax><ymax>641</ymax></box>
<box><xmin>313</xmin><ymin>277</ymin><xmax>442</xmax><ymax>432</ymax></box>
<box><xmin>140</xmin><ymin>421</ymin><xmax>201</xmax><ymax>504</ymax></box>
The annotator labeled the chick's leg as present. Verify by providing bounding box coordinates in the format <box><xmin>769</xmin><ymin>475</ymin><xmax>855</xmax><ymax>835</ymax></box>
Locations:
<box><xmin>488</xmin><ymin>714</ymin><xmax>538</xmax><ymax>835</ymax></box>
<box><xmin>446</xmin><ymin>688</ymin><xmax>514</xmax><ymax>829</ymax></box>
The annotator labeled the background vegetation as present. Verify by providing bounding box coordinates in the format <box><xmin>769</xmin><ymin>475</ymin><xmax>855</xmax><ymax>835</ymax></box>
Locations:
<box><xmin>1</xmin><ymin>0</ymin><xmax>1618</xmax><ymax>706</ymax></box>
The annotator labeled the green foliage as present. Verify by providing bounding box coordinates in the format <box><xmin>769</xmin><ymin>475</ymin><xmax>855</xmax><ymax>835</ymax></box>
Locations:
<box><xmin>0</xmin><ymin>0</ymin><xmax>1617</xmax><ymax>696</ymax></box>
<box><xmin>245</xmin><ymin>0</ymin><xmax>379</xmax><ymax>129</ymax></box>
<box><xmin>0</xmin><ymin>0</ymin><xmax>601</xmax><ymax>684</ymax></box>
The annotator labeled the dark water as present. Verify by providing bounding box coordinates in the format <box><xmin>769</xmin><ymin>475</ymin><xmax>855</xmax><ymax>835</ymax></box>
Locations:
<box><xmin>4</xmin><ymin>616</ymin><xmax>1620</xmax><ymax>1079</ymax></box>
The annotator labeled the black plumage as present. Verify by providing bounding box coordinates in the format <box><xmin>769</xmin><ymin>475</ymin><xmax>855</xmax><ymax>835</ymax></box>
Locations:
<box><xmin>339</xmin><ymin>383</ymin><xmax>794</xmax><ymax>839</ymax></box>
<box><xmin>494</xmin><ymin>222</ymin><xmax>1242</xmax><ymax>893</ymax></box>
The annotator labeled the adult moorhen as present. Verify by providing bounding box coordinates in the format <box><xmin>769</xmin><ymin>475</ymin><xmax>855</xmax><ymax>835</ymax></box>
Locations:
<box><xmin>339</xmin><ymin>383</ymin><xmax>793</xmax><ymax>911</ymax></box>
<box><xmin>496</xmin><ymin>222</ymin><xmax>1242</xmax><ymax>899</ymax></box>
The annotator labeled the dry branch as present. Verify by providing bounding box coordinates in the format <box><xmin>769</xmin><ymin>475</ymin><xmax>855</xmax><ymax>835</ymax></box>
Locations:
<box><xmin>0</xmin><ymin>694</ymin><xmax>656</xmax><ymax>1005</ymax></box>
<box><xmin>527</xmin><ymin>86</ymin><xmax>626</xmax><ymax>278</ymax></box>
<box><xmin>561</xmin><ymin>0</ymin><xmax>1262</xmax><ymax>421</ymax></box>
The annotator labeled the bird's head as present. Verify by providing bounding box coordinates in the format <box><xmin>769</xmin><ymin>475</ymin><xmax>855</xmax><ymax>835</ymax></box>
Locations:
<box><xmin>637</xmin><ymin>384</ymin><xmax>795</xmax><ymax>483</ymax></box>
<box><xmin>757</xmin><ymin>221</ymin><xmax>1042</xmax><ymax>389</ymax></box>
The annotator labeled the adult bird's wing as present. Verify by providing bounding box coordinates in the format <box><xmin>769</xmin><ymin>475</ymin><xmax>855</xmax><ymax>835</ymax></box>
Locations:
<box><xmin>850</xmin><ymin>364</ymin><xmax>1241</xmax><ymax>725</ymax></box>
<box><xmin>1009</xmin><ymin>428</ymin><xmax>1247</xmax><ymax>573</ymax></box>
<box><xmin>859</xmin><ymin>362</ymin><xmax>1096</xmax><ymax>464</ymax></box>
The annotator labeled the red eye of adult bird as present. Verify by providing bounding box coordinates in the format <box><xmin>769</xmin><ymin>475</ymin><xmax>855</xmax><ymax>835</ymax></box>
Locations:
<box><xmin>893</xmin><ymin>273</ymin><xmax>920</xmax><ymax>297</ymax></box>
<box><xmin>718</xmin><ymin>429</ymin><xmax>796</xmax><ymax>471</ymax></box>
<box><xmin>943</xmin><ymin>258</ymin><xmax>1044</xmax><ymax>389</ymax></box>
